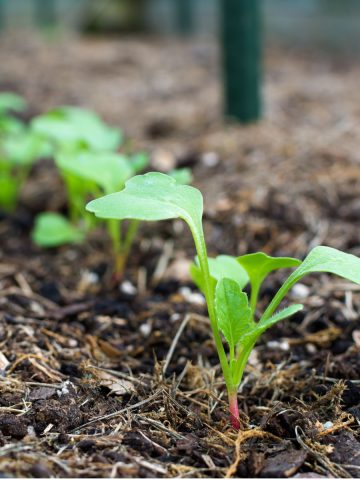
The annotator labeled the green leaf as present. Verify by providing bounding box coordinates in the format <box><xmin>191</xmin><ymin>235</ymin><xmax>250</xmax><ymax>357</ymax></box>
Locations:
<box><xmin>86</xmin><ymin>172</ymin><xmax>203</xmax><ymax>233</ymax></box>
<box><xmin>56</xmin><ymin>151</ymin><xmax>134</xmax><ymax>194</ymax></box>
<box><xmin>237</xmin><ymin>252</ymin><xmax>300</xmax><ymax>311</ymax></box>
<box><xmin>0</xmin><ymin>93</ymin><xmax>27</xmax><ymax>114</ymax></box>
<box><xmin>169</xmin><ymin>168</ymin><xmax>193</xmax><ymax>185</ymax></box>
<box><xmin>261</xmin><ymin>246</ymin><xmax>360</xmax><ymax>323</ymax></box>
<box><xmin>32</xmin><ymin>213</ymin><xmax>84</xmax><ymax>247</ymax></box>
<box><xmin>31</xmin><ymin>106</ymin><xmax>122</xmax><ymax>151</ymax></box>
<box><xmin>0</xmin><ymin>116</ymin><xmax>24</xmax><ymax>135</ymax></box>
<box><xmin>215</xmin><ymin>278</ymin><xmax>253</xmax><ymax>350</ymax></box>
<box><xmin>253</xmin><ymin>304</ymin><xmax>303</xmax><ymax>338</ymax></box>
<box><xmin>1</xmin><ymin>131</ymin><xmax>49</xmax><ymax>166</ymax></box>
<box><xmin>131</xmin><ymin>152</ymin><xmax>149</xmax><ymax>173</ymax></box>
<box><xmin>191</xmin><ymin>255</ymin><xmax>249</xmax><ymax>295</ymax></box>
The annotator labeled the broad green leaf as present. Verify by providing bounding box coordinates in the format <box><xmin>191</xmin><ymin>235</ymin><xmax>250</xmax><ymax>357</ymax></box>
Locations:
<box><xmin>261</xmin><ymin>246</ymin><xmax>360</xmax><ymax>323</ymax></box>
<box><xmin>56</xmin><ymin>151</ymin><xmax>133</xmax><ymax>194</ymax></box>
<box><xmin>0</xmin><ymin>93</ymin><xmax>27</xmax><ymax>114</ymax></box>
<box><xmin>31</xmin><ymin>106</ymin><xmax>122</xmax><ymax>151</ymax></box>
<box><xmin>169</xmin><ymin>168</ymin><xmax>193</xmax><ymax>185</ymax></box>
<box><xmin>191</xmin><ymin>255</ymin><xmax>249</xmax><ymax>295</ymax></box>
<box><xmin>237</xmin><ymin>252</ymin><xmax>300</xmax><ymax>311</ymax></box>
<box><xmin>86</xmin><ymin>172</ymin><xmax>203</xmax><ymax>233</ymax></box>
<box><xmin>1</xmin><ymin>131</ymin><xmax>49</xmax><ymax>166</ymax></box>
<box><xmin>215</xmin><ymin>278</ymin><xmax>253</xmax><ymax>349</ymax></box>
<box><xmin>0</xmin><ymin>116</ymin><xmax>24</xmax><ymax>135</ymax></box>
<box><xmin>32</xmin><ymin>213</ymin><xmax>84</xmax><ymax>247</ymax></box>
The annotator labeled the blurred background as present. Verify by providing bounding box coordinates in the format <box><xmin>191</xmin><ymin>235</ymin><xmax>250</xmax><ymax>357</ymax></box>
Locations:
<box><xmin>2</xmin><ymin>0</ymin><xmax>360</xmax><ymax>49</ymax></box>
<box><xmin>1</xmin><ymin>0</ymin><xmax>360</xmax><ymax>257</ymax></box>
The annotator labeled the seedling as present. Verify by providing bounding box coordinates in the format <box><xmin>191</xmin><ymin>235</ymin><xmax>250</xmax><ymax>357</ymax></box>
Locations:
<box><xmin>0</xmin><ymin>92</ymin><xmax>27</xmax><ymax>135</ymax></box>
<box><xmin>31</xmin><ymin>106</ymin><xmax>122</xmax><ymax>153</ymax></box>
<box><xmin>32</xmin><ymin>212</ymin><xmax>85</xmax><ymax>247</ymax></box>
<box><xmin>32</xmin><ymin>148</ymin><xmax>150</xmax><ymax>276</ymax></box>
<box><xmin>0</xmin><ymin>128</ymin><xmax>49</xmax><ymax>211</ymax></box>
<box><xmin>86</xmin><ymin>173</ymin><xmax>360</xmax><ymax>429</ymax></box>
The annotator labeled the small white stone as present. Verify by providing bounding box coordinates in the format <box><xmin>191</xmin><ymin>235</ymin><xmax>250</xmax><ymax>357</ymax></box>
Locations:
<box><xmin>170</xmin><ymin>313</ymin><xmax>181</xmax><ymax>322</ymax></box>
<box><xmin>291</xmin><ymin>283</ymin><xmax>310</xmax><ymax>298</ymax></box>
<box><xmin>201</xmin><ymin>151</ymin><xmax>219</xmax><ymax>168</ymax></box>
<box><xmin>323</xmin><ymin>421</ymin><xmax>333</xmax><ymax>429</ymax></box>
<box><xmin>120</xmin><ymin>281</ymin><xmax>137</xmax><ymax>295</ymax></box>
<box><xmin>179</xmin><ymin>287</ymin><xmax>205</xmax><ymax>306</ymax></box>
<box><xmin>68</xmin><ymin>339</ymin><xmax>78</xmax><ymax>347</ymax></box>
<box><xmin>306</xmin><ymin>343</ymin><xmax>317</xmax><ymax>354</ymax></box>
<box><xmin>81</xmin><ymin>270</ymin><xmax>99</xmax><ymax>285</ymax></box>
<box><xmin>139</xmin><ymin>323</ymin><xmax>152</xmax><ymax>337</ymax></box>
<box><xmin>267</xmin><ymin>340</ymin><xmax>289</xmax><ymax>351</ymax></box>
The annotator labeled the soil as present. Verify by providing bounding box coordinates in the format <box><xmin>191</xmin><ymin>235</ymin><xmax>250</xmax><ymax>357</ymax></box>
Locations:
<box><xmin>0</xmin><ymin>32</ymin><xmax>359</xmax><ymax>478</ymax></box>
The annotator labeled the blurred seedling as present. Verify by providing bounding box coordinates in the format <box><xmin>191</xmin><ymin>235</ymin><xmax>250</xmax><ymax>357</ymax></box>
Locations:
<box><xmin>0</xmin><ymin>93</ymin><xmax>50</xmax><ymax>212</ymax></box>
<box><xmin>31</xmin><ymin>106</ymin><xmax>122</xmax><ymax>153</ymax></box>
<box><xmin>0</xmin><ymin>92</ymin><xmax>27</xmax><ymax>134</ymax></box>
<box><xmin>86</xmin><ymin>172</ymin><xmax>360</xmax><ymax>429</ymax></box>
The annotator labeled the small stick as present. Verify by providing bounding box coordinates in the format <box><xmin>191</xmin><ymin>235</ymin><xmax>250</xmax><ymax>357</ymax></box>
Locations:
<box><xmin>162</xmin><ymin>314</ymin><xmax>191</xmax><ymax>377</ymax></box>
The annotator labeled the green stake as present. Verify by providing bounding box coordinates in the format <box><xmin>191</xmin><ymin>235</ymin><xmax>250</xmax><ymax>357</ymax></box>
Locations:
<box><xmin>221</xmin><ymin>0</ymin><xmax>262</xmax><ymax>123</ymax></box>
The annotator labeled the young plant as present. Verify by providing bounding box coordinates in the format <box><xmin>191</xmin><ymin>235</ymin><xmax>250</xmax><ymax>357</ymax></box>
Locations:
<box><xmin>32</xmin><ymin>212</ymin><xmax>85</xmax><ymax>247</ymax></box>
<box><xmin>32</xmin><ymin>149</ymin><xmax>150</xmax><ymax>276</ymax></box>
<box><xmin>31</xmin><ymin>106</ymin><xmax>122</xmax><ymax>153</ymax></box>
<box><xmin>0</xmin><ymin>128</ymin><xmax>49</xmax><ymax>211</ymax></box>
<box><xmin>86</xmin><ymin>173</ymin><xmax>360</xmax><ymax>429</ymax></box>
<box><xmin>0</xmin><ymin>92</ymin><xmax>27</xmax><ymax>134</ymax></box>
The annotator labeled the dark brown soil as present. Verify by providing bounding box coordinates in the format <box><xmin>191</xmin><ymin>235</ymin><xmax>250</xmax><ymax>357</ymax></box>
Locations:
<box><xmin>0</xmin><ymin>33</ymin><xmax>359</xmax><ymax>478</ymax></box>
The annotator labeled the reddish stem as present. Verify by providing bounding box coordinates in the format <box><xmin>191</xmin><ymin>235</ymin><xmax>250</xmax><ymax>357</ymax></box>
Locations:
<box><xmin>229</xmin><ymin>391</ymin><xmax>240</xmax><ymax>430</ymax></box>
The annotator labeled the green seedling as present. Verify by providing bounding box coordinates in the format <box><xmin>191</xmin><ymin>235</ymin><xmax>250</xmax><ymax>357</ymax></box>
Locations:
<box><xmin>33</xmin><ymin>149</ymin><xmax>150</xmax><ymax>276</ymax></box>
<box><xmin>0</xmin><ymin>92</ymin><xmax>27</xmax><ymax>136</ymax></box>
<box><xmin>86</xmin><ymin>173</ymin><xmax>360</xmax><ymax>429</ymax></box>
<box><xmin>31</xmin><ymin>106</ymin><xmax>122</xmax><ymax>152</ymax></box>
<box><xmin>0</xmin><ymin>128</ymin><xmax>49</xmax><ymax>211</ymax></box>
<box><xmin>32</xmin><ymin>212</ymin><xmax>85</xmax><ymax>247</ymax></box>
<box><xmin>58</xmin><ymin>149</ymin><xmax>144</xmax><ymax>273</ymax></box>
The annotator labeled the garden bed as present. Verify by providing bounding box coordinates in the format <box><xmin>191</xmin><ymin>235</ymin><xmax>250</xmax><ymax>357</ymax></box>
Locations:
<box><xmin>0</xmin><ymin>34</ymin><xmax>359</xmax><ymax>477</ymax></box>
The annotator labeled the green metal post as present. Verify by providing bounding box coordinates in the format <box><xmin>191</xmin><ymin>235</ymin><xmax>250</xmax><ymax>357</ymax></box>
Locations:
<box><xmin>34</xmin><ymin>0</ymin><xmax>57</xmax><ymax>28</ymax></box>
<box><xmin>175</xmin><ymin>0</ymin><xmax>193</xmax><ymax>35</ymax></box>
<box><xmin>221</xmin><ymin>0</ymin><xmax>262</xmax><ymax>123</ymax></box>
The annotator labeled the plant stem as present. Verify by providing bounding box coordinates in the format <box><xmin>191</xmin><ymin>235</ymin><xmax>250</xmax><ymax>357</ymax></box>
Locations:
<box><xmin>228</xmin><ymin>389</ymin><xmax>240</xmax><ymax>429</ymax></box>
<box><xmin>188</xmin><ymin>219</ymin><xmax>235</xmax><ymax>419</ymax></box>
<box><xmin>107</xmin><ymin>218</ymin><xmax>122</xmax><ymax>258</ymax></box>
<box><xmin>123</xmin><ymin>220</ymin><xmax>139</xmax><ymax>259</ymax></box>
<box><xmin>250</xmin><ymin>281</ymin><xmax>260</xmax><ymax>314</ymax></box>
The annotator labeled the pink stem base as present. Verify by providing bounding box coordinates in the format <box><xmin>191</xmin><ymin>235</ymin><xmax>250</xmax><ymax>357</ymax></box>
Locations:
<box><xmin>229</xmin><ymin>392</ymin><xmax>240</xmax><ymax>430</ymax></box>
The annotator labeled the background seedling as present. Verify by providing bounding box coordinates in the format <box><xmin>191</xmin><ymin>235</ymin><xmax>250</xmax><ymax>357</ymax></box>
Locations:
<box><xmin>31</xmin><ymin>106</ymin><xmax>122</xmax><ymax>153</ymax></box>
<box><xmin>32</xmin><ymin>212</ymin><xmax>85</xmax><ymax>247</ymax></box>
<box><xmin>0</xmin><ymin>92</ymin><xmax>51</xmax><ymax>212</ymax></box>
<box><xmin>0</xmin><ymin>92</ymin><xmax>27</xmax><ymax>134</ymax></box>
<box><xmin>86</xmin><ymin>172</ymin><xmax>360</xmax><ymax>429</ymax></box>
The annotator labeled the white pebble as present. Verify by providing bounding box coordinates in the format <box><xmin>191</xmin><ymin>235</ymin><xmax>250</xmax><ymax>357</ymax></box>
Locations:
<box><xmin>120</xmin><ymin>281</ymin><xmax>137</xmax><ymax>295</ymax></box>
<box><xmin>81</xmin><ymin>270</ymin><xmax>99</xmax><ymax>285</ymax></box>
<box><xmin>323</xmin><ymin>421</ymin><xmax>333</xmax><ymax>429</ymax></box>
<box><xmin>201</xmin><ymin>151</ymin><xmax>219</xmax><ymax>168</ymax></box>
<box><xmin>179</xmin><ymin>287</ymin><xmax>205</xmax><ymax>306</ymax></box>
<box><xmin>291</xmin><ymin>283</ymin><xmax>310</xmax><ymax>298</ymax></box>
<box><xmin>139</xmin><ymin>323</ymin><xmax>152</xmax><ymax>337</ymax></box>
<box><xmin>267</xmin><ymin>340</ymin><xmax>290</xmax><ymax>352</ymax></box>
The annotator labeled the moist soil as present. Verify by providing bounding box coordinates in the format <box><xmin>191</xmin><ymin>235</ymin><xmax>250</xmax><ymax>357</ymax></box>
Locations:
<box><xmin>0</xmin><ymin>33</ymin><xmax>359</xmax><ymax>478</ymax></box>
